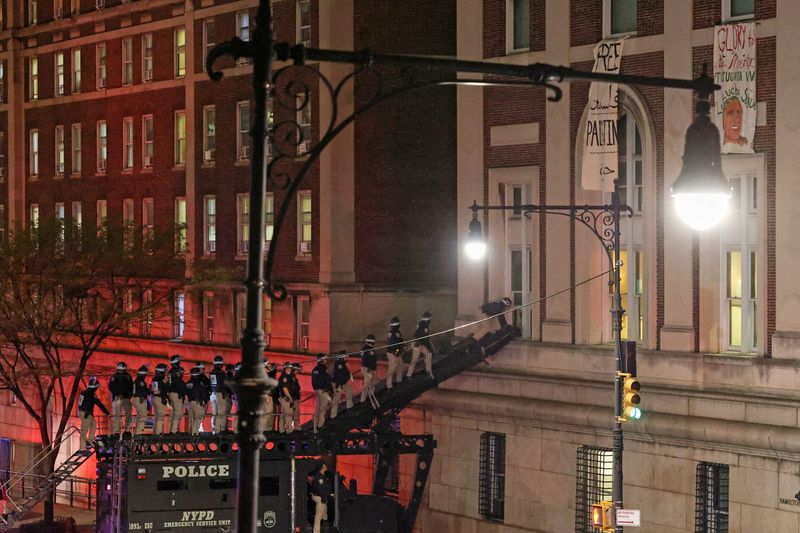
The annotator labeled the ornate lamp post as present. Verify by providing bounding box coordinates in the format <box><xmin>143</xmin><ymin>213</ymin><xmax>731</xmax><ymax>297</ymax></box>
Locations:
<box><xmin>205</xmin><ymin>1</ymin><xmax>723</xmax><ymax>530</ymax></box>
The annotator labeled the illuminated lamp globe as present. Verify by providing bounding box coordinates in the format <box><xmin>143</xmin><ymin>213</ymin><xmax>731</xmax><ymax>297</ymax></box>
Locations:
<box><xmin>465</xmin><ymin>217</ymin><xmax>487</xmax><ymax>260</ymax></box>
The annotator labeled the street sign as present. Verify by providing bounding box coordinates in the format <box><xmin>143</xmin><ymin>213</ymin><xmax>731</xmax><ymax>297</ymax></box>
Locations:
<box><xmin>616</xmin><ymin>509</ymin><xmax>641</xmax><ymax>527</ymax></box>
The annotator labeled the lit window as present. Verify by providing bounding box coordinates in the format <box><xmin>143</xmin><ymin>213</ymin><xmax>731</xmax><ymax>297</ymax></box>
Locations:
<box><xmin>0</xmin><ymin>61</ymin><xmax>6</xmax><ymax>102</ymax></box>
<box><xmin>29</xmin><ymin>57</ymin><xmax>38</xmax><ymax>100</ymax></box>
<box><xmin>506</xmin><ymin>0</ymin><xmax>530</xmax><ymax>53</ymax></box>
<box><xmin>71</xmin><ymin>201</ymin><xmax>82</xmax><ymax>232</ymax></box>
<box><xmin>28</xmin><ymin>0</ymin><xmax>37</xmax><ymax>25</ymax></box>
<box><xmin>96</xmin><ymin>120</ymin><xmax>107</xmax><ymax>172</ymax></box>
<box><xmin>174</xmin><ymin>27</ymin><xmax>186</xmax><ymax>77</ymax></box>
<box><xmin>0</xmin><ymin>204</ymin><xmax>6</xmax><ymax>241</ymax></box>
<box><xmin>296</xmin><ymin>93</ymin><xmax>311</xmax><ymax>155</ymax></box>
<box><xmin>122</xmin><ymin>37</ymin><xmax>133</xmax><ymax>85</ymax></box>
<box><xmin>123</xmin><ymin>117</ymin><xmax>134</xmax><ymax>170</ymax></box>
<box><xmin>237</xmin><ymin>11</ymin><xmax>251</xmax><ymax>64</ymax></box>
<box><xmin>265</xmin><ymin>192</ymin><xmax>274</xmax><ymax>245</ymax></box>
<box><xmin>695</xmin><ymin>463</ymin><xmax>729</xmax><ymax>532</ymax></box>
<box><xmin>297</xmin><ymin>191</ymin><xmax>312</xmax><ymax>254</ymax></box>
<box><xmin>142</xmin><ymin>33</ymin><xmax>153</xmax><ymax>82</ymax></box>
<box><xmin>605</xmin><ymin>0</ymin><xmax>637</xmax><ymax>36</ymax></box>
<box><xmin>203</xmin><ymin>105</ymin><xmax>216</xmax><ymax>163</ymax></box>
<box><xmin>174</xmin><ymin>197</ymin><xmax>187</xmax><ymax>253</ymax></box>
<box><xmin>29</xmin><ymin>129</ymin><xmax>39</xmax><ymax>177</ymax></box>
<box><xmin>142</xmin><ymin>197</ymin><xmax>154</xmax><ymax>248</ymax></box>
<box><xmin>71</xmin><ymin>48</ymin><xmax>81</xmax><ymax>93</ymax></box>
<box><xmin>297</xmin><ymin>0</ymin><xmax>311</xmax><ymax>46</ymax></box>
<box><xmin>575</xmin><ymin>446</ymin><xmax>613</xmax><ymax>532</ymax></box>
<box><xmin>55</xmin><ymin>51</ymin><xmax>65</xmax><ymax>96</ymax></box>
<box><xmin>71</xmin><ymin>123</ymin><xmax>81</xmax><ymax>174</ymax></box>
<box><xmin>55</xmin><ymin>125</ymin><xmax>65</xmax><ymax>176</ymax></box>
<box><xmin>295</xmin><ymin>295</ymin><xmax>310</xmax><ymax>348</ymax></box>
<box><xmin>96</xmin><ymin>42</ymin><xmax>106</xmax><ymax>89</ymax></box>
<box><xmin>235</xmin><ymin>291</ymin><xmax>247</xmax><ymax>341</ymax></box>
<box><xmin>479</xmin><ymin>432</ymin><xmax>506</xmax><ymax>521</ymax></box>
<box><xmin>142</xmin><ymin>289</ymin><xmax>153</xmax><ymax>336</ymax></box>
<box><xmin>174</xmin><ymin>111</ymin><xmax>186</xmax><ymax>166</ymax></box>
<box><xmin>142</xmin><ymin>114</ymin><xmax>154</xmax><ymax>168</ymax></box>
<box><xmin>96</xmin><ymin>199</ymin><xmax>107</xmax><ymax>234</ymax></box>
<box><xmin>203</xmin><ymin>19</ymin><xmax>215</xmax><ymax>57</ymax></box>
<box><xmin>29</xmin><ymin>203</ymin><xmax>39</xmax><ymax>229</ymax></box>
<box><xmin>237</xmin><ymin>101</ymin><xmax>250</xmax><ymax>160</ymax></box>
<box><xmin>123</xmin><ymin>198</ymin><xmax>134</xmax><ymax>251</ymax></box>
<box><xmin>724</xmin><ymin>0</ymin><xmax>754</xmax><ymax>21</ymax></box>
<box><xmin>173</xmin><ymin>291</ymin><xmax>185</xmax><ymax>339</ymax></box>
<box><xmin>204</xmin><ymin>195</ymin><xmax>216</xmax><ymax>254</ymax></box>
<box><xmin>55</xmin><ymin>202</ymin><xmax>65</xmax><ymax>242</ymax></box>
<box><xmin>203</xmin><ymin>292</ymin><xmax>215</xmax><ymax>342</ymax></box>
<box><xmin>263</xmin><ymin>295</ymin><xmax>272</xmax><ymax>338</ymax></box>
<box><xmin>53</xmin><ymin>0</ymin><xmax>62</xmax><ymax>17</ymax></box>
<box><xmin>237</xmin><ymin>193</ymin><xmax>250</xmax><ymax>255</ymax></box>
<box><xmin>70</xmin><ymin>0</ymin><xmax>77</xmax><ymax>15</ymax></box>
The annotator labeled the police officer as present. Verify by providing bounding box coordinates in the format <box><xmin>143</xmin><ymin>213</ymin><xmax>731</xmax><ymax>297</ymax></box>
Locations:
<box><xmin>194</xmin><ymin>362</ymin><xmax>211</xmax><ymax>431</ymax></box>
<box><xmin>186</xmin><ymin>366</ymin><xmax>210</xmax><ymax>434</ymax></box>
<box><xmin>210</xmin><ymin>355</ymin><xmax>232</xmax><ymax>433</ymax></box>
<box><xmin>360</xmin><ymin>335</ymin><xmax>379</xmax><ymax>409</ymax></box>
<box><xmin>481</xmin><ymin>296</ymin><xmax>513</xmax><ymax>330</ymax></box>
<box><xmin>311</xmin><ymin>354</ymin><xmax>333</xmax><ymax>432</ymax></box>
<box><xmin>259</xmin><ymin>360</ymin><xmax>278</xmax><ymax>433</ymax></box>
<box><xmin>407</xmin><ymin>311</ymin><xmax>435</xmax><ymax>379</ymax></box>
<box><xmin>310</xmin><ymin>462</ymin><xmax>334</xmax><ymax>533</ymax></box>
<box><xmin>132</xmin><ymin>365</ymin><xmax>150</xmax><ymax>435</ymax></box>
<box><xmin>167</xmin><ymin>355</ymin><xmax>187</xmax><ymax>433</ymax></box>
<box><xmin>151</xmin><ymin>363</ymin><xmax>169</xmax><ymax>435</ymax></box>
<box><xmin>108</xmin><ymin>361</ymin><xmax>134</xmax><ymax>435</ymax></box>
<box><xmin>386</xmin><ymin>317</ymin><xmax>405</xmax><ymax>388</ymax></box>
<box><xmin>277</xmin><ymin>363</ymin><xmax>301</xmax><ymax>433</ymax></box>
<box><xmin>78</xmin><ymin>377</ymin><xmax>109</xmax><ymax>448</ymax></box>
<box><xmin>331</xmin><ymin>351</ymin><xmax>353</xmax><ymax>418</ymax></box>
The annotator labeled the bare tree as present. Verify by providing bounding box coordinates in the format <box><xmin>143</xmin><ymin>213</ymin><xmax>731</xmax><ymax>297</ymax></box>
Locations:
<box><xmin>0</xmin><ymin>220</ymin><xmax>221</xmax><ymax>524</ymax></box>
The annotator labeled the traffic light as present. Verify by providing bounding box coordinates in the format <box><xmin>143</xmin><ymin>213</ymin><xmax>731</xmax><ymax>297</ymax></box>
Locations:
<box><xmin>622</xmin><ymin>373</ymin><xmax>641</xmax><ymax>421</ymax></box>
<box><xmin>591</xmin><ymin>501</ymin><xmax>614</xmax><ymax>531</ymax></box>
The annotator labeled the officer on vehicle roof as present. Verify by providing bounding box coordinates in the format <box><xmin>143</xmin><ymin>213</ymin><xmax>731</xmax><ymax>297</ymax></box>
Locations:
<box><xmin>259</xmin><ymin>359</ymin><xmax>278</xmax><ymax>433</ymax></box>
<box><xmin>78</xmin><ymin>377</ymin><xmax>109</xmax><ymax>448</ymax></box>
<box><xmin>277</xmin><ymin>362</ymin><xmax>301</xmax><ymax>433</ymax></box>
<box><xmin>195</xmin><ymin>361</ymin><xmax>211</xmax><ymax>431</ymax></box>
<box><xmin>360</xmin><ymin>335</ymin><xmax>379</xmax><ymax>409</ymax></box>
<box><xmin>132</xmin><ymin>365</ymin><xmax>150</xmax><ymax>435</ymax></box>
<box><xmin>386</xmin><ymin>317</ymin><xmax>405</xmax><ymax>388</ymax></box>
<box><xmin>108</xmin><ymin>361</ymin><xmax>134</xmax><ymax>435</ymax></box>
<box><xmin>311</xmin><ymin>354</ymin><xmax>333</xmax><ymax>432</ymax></box>
<box><xmin>150</xmin><ymin>363</ymin><xmax>169</xmax><ymax>435</ymax></box>
<box><xmin>186</xmin><ymin>366</ymin><xmax>210</xmax><ymax>435</ymax></box>
<box><xmin>167</xmin><ymin>355</ymin><xmax>187</xmax><ymax>433</ymax></box>
<box><xmin>210</xmin><ymin>355</ymin><xmax>232</xmax><ymax>433</ymax></box>
<box><xmin>407</xmin><ymin>311</ymin><xmax>435</xmax><ymax>380</ymax></box>
<box><xmin>331</xmin><ymin>351</ymin><xmax>353</xmax><ymax>418</ymax></box>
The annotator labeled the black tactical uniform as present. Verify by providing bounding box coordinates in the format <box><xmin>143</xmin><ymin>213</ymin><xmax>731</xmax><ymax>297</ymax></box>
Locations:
<box><xmin>132</xmin><ymin>367</ymin><xmax>150</xmax><ymax>434</ymax></box>
<box><xmin>311</xmin><ymin>357</ymin><xmax>333</xmax><ymax>431</ymax></box>
<box><xmin>186</xmin><ymin>368</ymin><xmax>211</xmax><ymax>434</ymax></box>
<box><xmin>210</xmin><ymin>357</ymin><xmax>233</xmax><ymax>433</ymax></box>
<box><xmin>108</xmin><ymin>365</ymin><xmax>134</xmax><ymax>434</ymax></box>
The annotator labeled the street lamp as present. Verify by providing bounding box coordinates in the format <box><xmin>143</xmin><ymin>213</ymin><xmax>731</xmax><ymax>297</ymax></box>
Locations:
<box><xmin>465</xmin><ymin>211</ymin><xmax>487</xmax><ymax>260</ymax></box>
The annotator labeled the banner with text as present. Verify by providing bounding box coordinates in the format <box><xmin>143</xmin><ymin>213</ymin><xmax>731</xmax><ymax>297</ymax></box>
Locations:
<box><xmin>581</xmin><ymin>37</ymin><xmax>626</xmax><ymax>192</ymax></box>
<box><xmin>714</xmin><ymin>22</ymin><xmax>756</xmax><ymax>154</ymax></box>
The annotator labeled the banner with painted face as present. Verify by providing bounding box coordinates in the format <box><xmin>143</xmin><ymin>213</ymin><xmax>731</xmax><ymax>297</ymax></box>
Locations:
<box><xmin>581</xmin><ymin>36</ymin><xmax>627</xmax><ymax>192</ymax></box>
<box><xmin>714</xmin><ymin>22</ymin><xmax>757</xmax><ymax>154</ymax></box>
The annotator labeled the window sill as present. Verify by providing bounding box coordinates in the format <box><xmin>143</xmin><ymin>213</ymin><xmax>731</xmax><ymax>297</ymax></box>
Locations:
<box><xmin>95</xmin><ymin>171</ymin><xmax>107</xmax><ymax>177</ymax></box>
<box><xmin>201</xmin><ymin>161</ymin><xmax>216</xmax><ymax>168</ymax></box>
<box><xmin>505</xmin><ymin>47</ymin><xmax>530</xmax><ymax>56</ymax></box>
<box><xmin>605</xmin><ymin>30</ymin><xmax>637</xmax><ymax>39</ymax></box>
<box><xmin>70</xmin><ymin>172</ymin><xmax>81</xmax><ymax>179</ymax></box>
<box><xmin>121</xmin><ymin>168</ymin><xmax>134</xmax><ymax>175</ymax></box>
<box><xmin>54</xmin><ymin>173</ymin><xmax>64</xmax><ymax>179</ymax></box>
<box><xmin>172</xmin><ymin>165</ymin><xmax>186</xmax><ymax>171</ymax></box>
<box><xmin>295</xmin><ymin>253</ymin><xmax>312</xmax><ymax>262</ymax></box>
<box><xmin>141</xmin><ymin>167</ymin><xmax>153</xmax><ymax>173</ymax></box>
<box><xmin>28</xmin><ymin>175</ymin><xmax>38</xmax><ymax>181</ymax></box>
<box><xmin>203</xmin><ymin>252</ymin><xmax>216</xmax><ymax>258</ymax></box>
<box><xmin>234</xmin><ymin>159</ymin><xmax>250</xmax><ymax>167</ymax></box>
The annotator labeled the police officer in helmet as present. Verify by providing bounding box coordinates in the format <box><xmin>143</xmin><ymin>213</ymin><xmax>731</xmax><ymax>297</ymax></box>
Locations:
<box><xmin>480</xmin><ymin>296</ymin><xmax>513</xmax><ymax>331</ymax></box>
<box><xmin>151</xmin><ymin>363</ymin><xmax>169</xmax><ymax>435</ymax></box>
<box><xmin>78</xmin><ymin>377</ymin><xmax>109</xmax><ymax>448</ymax></box>
<box><xmin>186</xmin><ymin>366</ymin><xmax>211</xmax><ymax>434</ymax></box>
<box><xmin>386</xmin><ymin>317</ymin><xmax>405</xmax><ymax>388</ymax></box>
<box><xmin>331</xmin><ymin>351</ymin><xmax>353</xmax><ymax>418</ymax></box>
<box><xmin>132</xmin><ymin>365</ymin><xmax>150</xmax><ymax>435</ymax></box>
<box><xmin>210</xmin><ymin>355</ymin><xmax>232</xmax><ymax>433</ymax></box>
<box><xmin>407</xmin><ymin>311</ymin><xmax>435</xmax><ymax>380</ymax></box>
<box><xmin>167</xmin><ymin>355</ymin><xmax>187</xmax><ymax>433</ymax></box>
<box><xmin>360</xmin><ymin>335</ymin><xmax>379</xmax><ymax>409</ymax></box>
<box><xmin>311</xmin><ymin>354</ymin><xmax>333</xmax><ymax>432</ymax></box>
<box><xmin>108</xmin><ymin>361</ymin><xmax>134</xmax><ymax>435</ymax></box>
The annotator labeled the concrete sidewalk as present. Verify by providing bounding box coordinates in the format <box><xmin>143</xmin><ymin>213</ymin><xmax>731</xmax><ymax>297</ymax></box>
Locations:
<box><xmin>6</xmin><ymin>501</ymin><xmax>95</xmax><ymax>532</ymax></box>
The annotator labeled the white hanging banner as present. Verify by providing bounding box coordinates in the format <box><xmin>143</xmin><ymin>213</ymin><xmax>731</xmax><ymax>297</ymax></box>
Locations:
<box><xmin>714</xmin><ymin>22</ymin><xmax>757</xmax><ymax>154</ymax></box>
<box><xmin>581</xmin><ymin>37</ymin><xmax>626</xmax><ymax>192</ymax></box>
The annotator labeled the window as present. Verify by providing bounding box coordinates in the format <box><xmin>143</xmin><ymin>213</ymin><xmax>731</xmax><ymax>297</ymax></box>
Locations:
<box><xmin>53</xmin><ymin>0</ymin><xmax>62</xmax><ymax>17</ymax></box>
<box><xmin>263</xmin><ymin>296</ymin><xmax>272</xmax><ymax>339</ymax></box>
<box><xmin>123</xmin><ymin>117</ymin><xmax>134</xmax><ymax>170</ymax></box>
<box><xmin>55</xmin><ymin>202</ymin><xmax>65</xmax><ymax>241</ymax></box>
<box><xmin>174</xmin><ymin>111</ymin><xmax>186</xmax><ymax>166</ymax></box>
<box><xmin>297</xmin><ymin>191</ymin><xmax>312</xmax><ymax>254</ymax></box>
<box><xmin>203</xmin><ymin>292</ymin><xmax>214</xmax><ymax>342</ymax></box>
<box><xmin>237</xmin><ymin>101</ymin><xmax>250</xmax><ymax>160</ymax></box>
<box><xmin>203</xmin><ymin>19</ymin><xmax>215</xmax><ymax>57</ymax></box>
<box><xmin>29</xmin><ymin>203</ymin><xmax>40</xmax><ymax>229</ymax></box>
<box><xmin>173</xmin><ymin>291</ymin><xmax>185</xmax><ymax>339</ymax></box>
<box><xmin>295</xmin><ymin>295</ymin><xmax>310</xmax><ymax>349</ymax></box>
<box><xmin>721</xmin><ymin>173</ymin><xmax>759</xmax><ymax>353</ymax></box>
<box><xmin>55</xmin><ymin>51</ymin><xmax>65</xmax><ymax>96</ymax></box>
<box><xmin>142</xmin><ymin>114</ymin><xmax>154</xmax><ymax>168</ymax></box>
<box><xmin>0</xmin><ymin>61</ymin><xmax>5</xmax><ymax>102</ymax></box>
<box><xmin>236</xmin><ymin>11</ymin><xmax>251</xmax><ymax>64</ymax></box>
<box><xmin>237</xmin><ymin>193</ymin><xmax>250</xmax><ymax>255</ymax></box>
<box><xmin>506</xmin><ymin>0</ymin><xmax>530</xmax><ymax>53</ymax></box>
<box><xmin>235</xmin><ymin>291</ymin><xmax>246</xmax><ymax>340</ymax></box>
<box><xmin>575</xmin><ymin>446</ymin><xmax>613</xmax><ymax>532</ymax></box>
<box><xmin>71</xmin><ymin>48</ymin><xmax>81</xmax><ymax>93</ymax></box>
<box><xmin>504</xmin><ymin>182</ymin><xmax>533</xmax><ymax>337</ymax></box>
<box><xmin>296</xmin><ymin>93</ymin><xmax>311</xmax><ymax>155</ymax></box>
<box><xmin>204</xmin><ymin>196</ymin><xmax>216</xmax><ymax>254</ymax></box>
<box><xmin>29</xmin><ymin>57</ymin><xmax>38</xmax><ymax>100</ymax></box>
<box><xmin>96</xmin><ymin>199</ymin><xmax>107</xmax><ymax>234</ymax></box>
<box><xmin>71</xmin><ymin>123</ymin><xmax>81</xmax><ymax>174</ymax></box>
<box><xmin>28</xmin><ymin>0</ymin><xmax>37</xmax><ymax>25</ymax></box>
<box><xmin>70</xmin><ymin>0</ymin><xmax>78</xmax><ymax>15</ymax></box>
<box><xmin>175</xmin><ymin>197</ymin><xmax>187</xmax><ymax>253</ymax></box>
<box><xmin>122</xmin><ymin>37</ymin><xmax>133</xmax><ymax>85</ymax></box>
<box><xmin>123</xmin><ymin>198</ymin><xmax>134</xmax><ymax>251</ymax></box>
<box><xmin>203</xmin><ymin>105</ymin><xmax>216</xmax><ymax>163</ymax></box>
<box><xmin>142</xmin><ymin>289</ymin><xmax>153</xmax><ymax>336</ymax></box>
<box><xmin>0</xmin><ymin>204</ymin><xmax>5</xmax><ymax>241</ymax></box>
<box><xmin>605</xmin><ymin>0</ymin><xmax>637</xmax><ymax>36</ymax></box>
<box><xmin>96</xmin><ymin>42</ymin><xmax>106</xmax><ymax>89</ymax></box>
<box><xmin>265</xmin><ymin>192</ymin><xmax>274</xmax><ymax>246</ymax></box>
<box><xmin>695</xmin><ymin>463</ymin><xmax>729</xmax><ymax>533</ymax></box>
<box><xmin>617</xmin><ymin>111</ymin><xmax>646</xmax><ymax>342</ymax></box>
<box><xmin>96</xmin><ymin>120</ymin><xmax>107</xmax><ymax>172</ymax></box>
<box><xmin>71</xmin><ymin>201</ymin><xmax>82</xmax><ymax>233</ymax></box>
<box><xmin>297</xmin><ymin>0</ymin><xmax>311</xmax><ymax>46</ymax></box>
<box><xmin>479</xmin><ymin>432</ymin><xmax>506</xmax><ymax>521</ymax></box>
<box><xmin>724</xmin><ymin>0</ymin><xmax>754</xmax><ymax>22</ymax></box>
<box><xmin>174</xmin><ymin>27</ymin><xmax>186</xmax><ymax>77</ymax></box>
<box><xmin>142</xmin><ymin>33</ymin><xmax>153</xmax><ymax>82</ymax></box>
<box><xmin>55</xmin><ymin>125</ymin><xmax>65</xmax><ymax>176</ymax></box>
<box><xmin>142</xmin><ymin>197</ymin><xmax>154</xmax><ymax>247</ymax></box>
<box><xmin>29</xmin><ymin>129</ymin><xmax>39</xmax><ymax>177</ymax></box>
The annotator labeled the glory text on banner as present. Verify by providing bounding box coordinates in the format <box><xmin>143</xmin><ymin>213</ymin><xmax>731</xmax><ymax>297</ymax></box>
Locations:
<box><xmin>714</xmin><ymin>22</ymin><xmax>756</xmax><ymax>154</ymax></box>
<box><xmin>581</xmin><ymin>37</ymin><xmax>626</xmax><ymax>192</ymax></box>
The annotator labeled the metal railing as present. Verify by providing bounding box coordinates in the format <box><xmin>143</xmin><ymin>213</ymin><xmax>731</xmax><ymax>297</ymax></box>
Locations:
<box><xmin>0</xmin><ymin>469</ymin><xmax>96</xmax><ymax>510</ymax></box>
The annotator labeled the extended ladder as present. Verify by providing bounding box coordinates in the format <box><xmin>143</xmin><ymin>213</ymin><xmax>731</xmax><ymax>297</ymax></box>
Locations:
<box><xmin>109</xmin><ymin>436</ymin><xmax>129</xmax><ymax>533</ymax></box>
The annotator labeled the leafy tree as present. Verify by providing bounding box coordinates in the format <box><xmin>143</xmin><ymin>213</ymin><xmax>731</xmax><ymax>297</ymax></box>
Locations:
<box><xmin>0</xmin><ymin>219</ymin><xmax>221</xmax><ymax>524</ymax></box>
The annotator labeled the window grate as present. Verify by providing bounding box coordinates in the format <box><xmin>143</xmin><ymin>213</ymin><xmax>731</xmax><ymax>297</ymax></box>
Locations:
<box><xmin>479</xmin><ymin>432</ymin><xmax>505</xmax><ymax>521</ymax></box>
<box><xmin>695</xmin><ymin>462</ymin><xmax>729</xmax><ymax>533</ymax></box>
<box><xmin>575</xmin><ymin>445</ymin><xmax>613</xmax><ymax>532</ymax></box>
